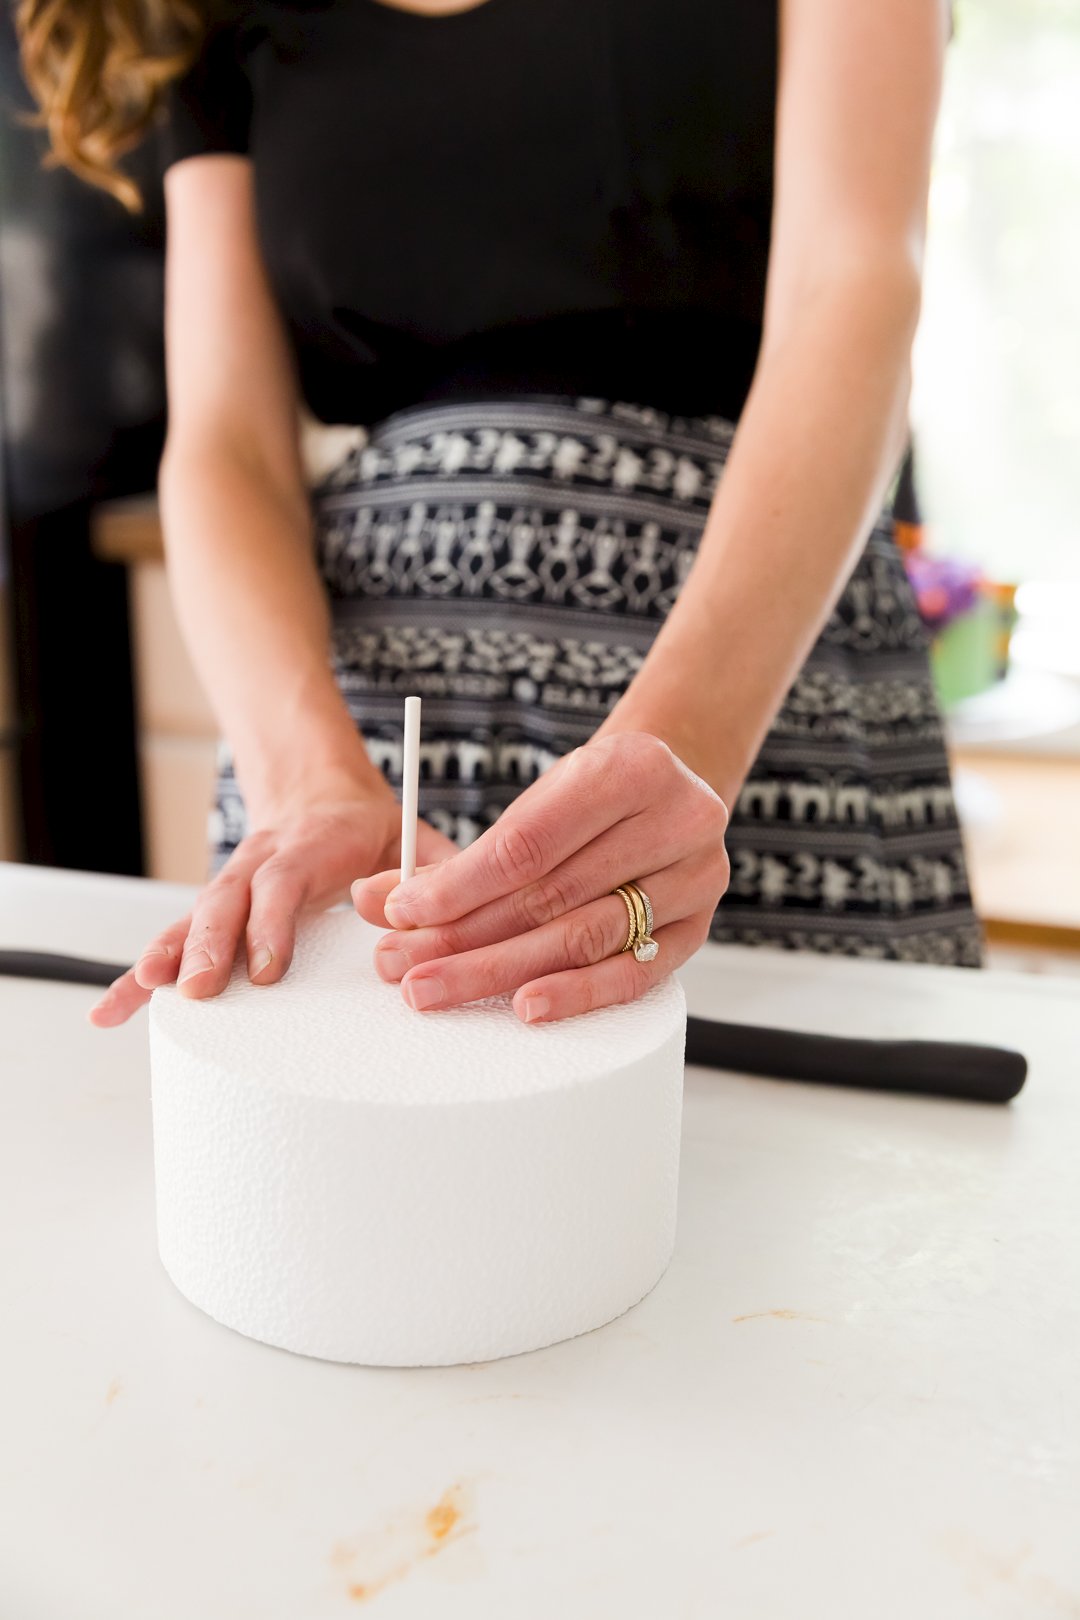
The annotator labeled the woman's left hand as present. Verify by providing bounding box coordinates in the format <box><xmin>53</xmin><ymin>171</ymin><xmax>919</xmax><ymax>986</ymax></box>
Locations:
<box><xmin>351</xmin><ymin>731</ymin><xmax>730</xmax><ymax>1024</ymax></box>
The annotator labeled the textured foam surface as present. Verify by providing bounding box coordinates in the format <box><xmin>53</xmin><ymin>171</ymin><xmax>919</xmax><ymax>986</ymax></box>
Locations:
<box><xmin>149</xmin><ymin>907</ymin><xmax>687</xmax><ymax>1366</ymax></box>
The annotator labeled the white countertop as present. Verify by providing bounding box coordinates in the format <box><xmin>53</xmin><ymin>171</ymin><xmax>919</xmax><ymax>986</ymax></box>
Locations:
<box><xmin>2</xmin><ymin>861</ymin><xmax>1078</xmax><ymax>1620</ymax></box>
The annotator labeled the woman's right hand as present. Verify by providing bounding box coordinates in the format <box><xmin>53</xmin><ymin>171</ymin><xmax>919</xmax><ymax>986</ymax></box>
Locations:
<box><xmin>87</xmin><ymin>771</ymin><xmax>459</xmax><ymax>1028</ymax></box>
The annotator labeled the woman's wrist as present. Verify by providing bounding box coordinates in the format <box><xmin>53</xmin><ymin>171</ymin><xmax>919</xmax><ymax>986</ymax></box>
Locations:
<box><xmin>239</xmin><ymin>736</ymin><xmax>394</xmax><ymax>828</ymax></box>
<box><xmin>594</xmin><ymin>678</ymin><xmax>749</xmax><ymax>813</ymax></box>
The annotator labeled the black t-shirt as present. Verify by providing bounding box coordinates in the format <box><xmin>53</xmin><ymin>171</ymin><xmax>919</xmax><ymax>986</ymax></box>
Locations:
<box><xmin>161</xmin><ymin>0</ymin><xmax>777</xmax><ymax>427</ymax></box>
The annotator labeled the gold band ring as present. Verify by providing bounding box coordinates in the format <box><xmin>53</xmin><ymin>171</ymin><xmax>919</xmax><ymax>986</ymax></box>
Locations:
<box><xmin>614</xmin><ymin>885</ymin><xmax>638</xmax><ymax>955</ymax></box>
<box><xmin>623</xmin><ymin>883</ymin><xmax>649</xmax><ymax>945</ymax></box>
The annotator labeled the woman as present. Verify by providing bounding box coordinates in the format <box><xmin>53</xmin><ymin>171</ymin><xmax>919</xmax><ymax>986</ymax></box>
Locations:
<box><xmin>19</xmin><ymin>0</ymin><xmax>982</xmax><ymax>1031</ymax></box>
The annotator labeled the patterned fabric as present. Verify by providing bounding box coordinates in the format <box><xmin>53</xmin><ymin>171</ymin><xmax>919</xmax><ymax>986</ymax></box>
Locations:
<box><xmin>208</xmin><ymin>395</ymin><xmax>984</xmax><ymax>967</ymax></box>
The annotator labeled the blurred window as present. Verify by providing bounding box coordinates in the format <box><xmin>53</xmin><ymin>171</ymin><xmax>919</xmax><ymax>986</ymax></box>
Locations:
<box><xmin>911</xmin><ymin>0</ymin><xmax>1080</xmax><ymax>585</ymax></box>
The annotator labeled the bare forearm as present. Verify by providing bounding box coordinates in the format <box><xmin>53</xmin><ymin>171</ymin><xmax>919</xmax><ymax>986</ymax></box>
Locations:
<box><xmin>157</xmin><ymin>439</ymin><xmax>381</xmax><ymax>824</ymax></box>
<box><xmin>597</xmin><ymin>267</ymin><xmax>920</xmax><ymax>807</ymax></box>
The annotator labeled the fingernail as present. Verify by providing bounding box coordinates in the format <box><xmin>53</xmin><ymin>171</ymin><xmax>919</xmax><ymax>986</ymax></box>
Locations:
<box><xmin>178</xmin><ymin>949</ymin><xmax>214</xmax><ymax>985</ymax></box>
<box><xmin>134</xmin><ymin>947</ymin><xmax>171</xmax><ymax>986</ymax></box>
<box><xmin>404</xmin><ymin>976</ymin><xmax>443</xmax><ymax>1012</ymax></box>
<box><xmin>385</xmin><ymin>882</ymin><xmax>419</xmax><ymax>926</ymax></box>
<box><xmin>521</xmin><ymin>995</ymin><xmax>550</xmax><ymax>1024</ymax></box>
<box><xmin>350</xmin><ymin>877</ymin><xmax>367</xmax><ymax>905</ymax></box>
<box><xmin>249</xmin><ymin>944</ymin><xmax>273</xmax><ymax>979</ymax></box>
<box><xmin>375</xmin><ymin>949</ymin><xmax>409</xmax><ymax>981</ymax></box>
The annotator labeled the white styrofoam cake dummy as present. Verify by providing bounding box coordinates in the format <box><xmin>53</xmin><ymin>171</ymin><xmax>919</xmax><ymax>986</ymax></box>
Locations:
<box><xmin>149</xmin><ymin>906</ymin><xmax>687</xmax><ymax>1366</ymax></box>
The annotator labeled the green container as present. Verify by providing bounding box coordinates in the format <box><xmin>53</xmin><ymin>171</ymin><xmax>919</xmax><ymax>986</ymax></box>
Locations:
<box><xmin>931</xmin><ymin>597</ymin><xmax>1001</xmax><ymax>709</ymax></box>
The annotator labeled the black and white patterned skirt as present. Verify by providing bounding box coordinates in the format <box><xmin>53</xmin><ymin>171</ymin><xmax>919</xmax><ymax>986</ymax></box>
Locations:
<box><xmin>208</xmin><ymin>395</ymin><xmax>984</xmax><ymax>967</ymax></box>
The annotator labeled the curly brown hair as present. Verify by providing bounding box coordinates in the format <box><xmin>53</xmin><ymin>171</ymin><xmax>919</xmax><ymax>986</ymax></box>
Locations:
<box><xmin>14</xmin><ymin>0</ymin><xmax>210</xmax><ymax>211</ymax></box>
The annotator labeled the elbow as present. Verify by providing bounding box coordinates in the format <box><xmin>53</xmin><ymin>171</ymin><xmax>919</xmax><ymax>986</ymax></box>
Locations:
<box><xmin>763</xmin><ymin>242</ymin><xmax>925</xmax><ymax>363</ymax></box>
<box><xmin>874</xmin><ymin>254</ymin><xmax>924</xmax><ymax>352</ymax></box>
<box><xmin>158</xmin><ymin>425</ymin><xmax>313</xmax><ymax>541</ymax></box>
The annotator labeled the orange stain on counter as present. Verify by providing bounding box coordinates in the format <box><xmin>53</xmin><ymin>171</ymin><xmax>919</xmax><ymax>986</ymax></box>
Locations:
<box><xmin>334</xmin><ymin>1481</ymin><xmax>476</xmax><ymax>1604</ymax></box>
<box><xmin>732</xmin><ymin>1309</ymin><xmax>830</xmax><ymax>1325</ymax></box>
<box><xmin>426</xmin><ymin>1490</ymin><xmax>462</xmax><ymax>1542</ymax></box>
<box><xmin>734</xmin><ymin>1529</ymin><xmax>775</xmax><ymax>1550</ymax></box>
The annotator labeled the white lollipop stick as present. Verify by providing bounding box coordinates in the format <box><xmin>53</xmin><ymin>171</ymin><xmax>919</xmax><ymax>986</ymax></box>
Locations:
<box><xmin>399</xmin><ymin>695</ymin><xmax>421</xmax><ymax>882</ymax></box>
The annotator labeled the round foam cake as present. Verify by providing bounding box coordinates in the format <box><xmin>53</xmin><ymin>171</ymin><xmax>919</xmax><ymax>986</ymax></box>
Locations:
<box><xmin>148</xmin><ymin>907</ymin><xmax>687</xmax><ymax>1366</ymax></box>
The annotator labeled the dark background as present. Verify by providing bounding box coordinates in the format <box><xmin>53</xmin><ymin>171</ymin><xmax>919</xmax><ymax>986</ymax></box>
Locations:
<box><xmin>0</xmin><ymin>7</ymin><xmax>169</xmax><ymax>874</ymax></box>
